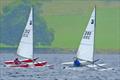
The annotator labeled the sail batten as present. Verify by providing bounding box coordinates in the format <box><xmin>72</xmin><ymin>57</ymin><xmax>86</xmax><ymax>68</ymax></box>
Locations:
<box><xmin>17</xmin><ymin>8</ymin><xmax>33</xmax><ymax>59</ymax></box>
<box><xmin>76</xmin><ymin>7</ymin><xmax>96</xmax><ymax>62</ymax></box>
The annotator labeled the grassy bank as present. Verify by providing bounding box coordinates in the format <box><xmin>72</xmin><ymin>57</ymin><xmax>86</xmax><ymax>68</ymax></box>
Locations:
<box><xmin>0</xmin><ymin>0</ymin><xmax>120</xmax><ymax>51</ymax></box>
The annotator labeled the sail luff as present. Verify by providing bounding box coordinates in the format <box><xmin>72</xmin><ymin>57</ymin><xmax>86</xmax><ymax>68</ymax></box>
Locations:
<box><xmin>17</xmin><ymin>8</ymin><xmax>33</xmax><ymax>59</ymax></box>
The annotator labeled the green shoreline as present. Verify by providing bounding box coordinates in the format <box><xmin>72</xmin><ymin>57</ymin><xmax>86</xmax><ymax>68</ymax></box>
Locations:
<box><xmin>0</xmin><ymin>1</ymin><xmax>120</xmax><ymax>51</ymax></box>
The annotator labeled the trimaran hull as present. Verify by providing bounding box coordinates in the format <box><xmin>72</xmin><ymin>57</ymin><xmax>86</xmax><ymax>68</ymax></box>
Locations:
<box><xmin>4</xmin><ymin>60</ymin><xmax>47</xmax><ymax>68</ymax></box>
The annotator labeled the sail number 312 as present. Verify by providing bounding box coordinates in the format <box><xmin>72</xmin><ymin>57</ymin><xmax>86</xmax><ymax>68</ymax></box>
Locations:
<box><xmin>23</xmin><ymin>29</ymin><xmax>30</xmax><ymax>37</ymax></box>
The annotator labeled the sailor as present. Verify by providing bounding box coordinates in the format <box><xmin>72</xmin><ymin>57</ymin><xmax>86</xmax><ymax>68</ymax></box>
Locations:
<box><xmin>32</xmin><ymin>57</ymin><xmax>39</xmax><ymax>63</ymax></box>
<box><xmin>73</xmin><ymin>58</ymin><xmax>81</xmax><ymax>67</ymax></box>
<box><xmin>14</xmin><ymin>58</ymin><xmax>21</xmax><ymax>65</ymax></box>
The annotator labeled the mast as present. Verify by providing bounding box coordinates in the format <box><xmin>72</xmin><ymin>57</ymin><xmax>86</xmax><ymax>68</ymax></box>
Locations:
<box><xmin>93</xmin><ymin>5</ymin><xmax>96</xmax><ymax>63</ymax></box>
<box><xmin>31</xmin><ymin>7</ymin><xmax>34</xmax><ymax>59</ymax></box>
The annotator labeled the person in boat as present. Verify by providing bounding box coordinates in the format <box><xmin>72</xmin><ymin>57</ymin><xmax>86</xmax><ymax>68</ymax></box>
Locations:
<box><xmin>14</xmin><ymin>58</ymin><xmax>21</xmax><ymax>65</ymax></box>
<box><xmin>32</xmin><ymin>57</ymin><xmax>39</xmax><ymax>63</ymax></box>
<box><xmin>73</xmin><ymin>57</ymin><xmax>81</xmax><ymax>67</ymax></box>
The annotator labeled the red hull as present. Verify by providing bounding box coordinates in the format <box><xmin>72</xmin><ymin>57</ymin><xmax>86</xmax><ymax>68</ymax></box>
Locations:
<box><xmin>10</xmin><ymin>64</ymin><xmax>29</xmax><ymax>68</ymax></box>
<box><xmin>19</xmin><ymin>64</ymin><xmax>29</xmax><ymax>67</ymax></box>
<box><xmin>5</xmin><ymin>61</ymin><xmax>48</xmax><ymax>68</ymax></box>
<box><xmin>4</xmin><ymin>59</ymin><xmax>34</xmax><ymax>64</ymax></box>
<box><xmin>34</xmin><ymin>61</ymin><xmax>47</xmax><ymax>67</ymax></box>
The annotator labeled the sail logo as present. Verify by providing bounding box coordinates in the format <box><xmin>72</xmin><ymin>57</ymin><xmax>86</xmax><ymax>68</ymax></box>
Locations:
<box><xmin>91</xmin><ymin>19</ymin><xmax>94</xmax><ymax>24</ymax></box>
<box><xmin>23</xmin><ymin>29</ymin><xmax>30</xmax><ymax>37</ymax></box>
<box><xmin>83</xmin><ymin>31</ymin><xmax>91</xmax><ymax>39</ymax></box>
<box><xmin>30</xmin><ymin>20</ymin><xmax>32</xmax><ymax>25</ymax></box>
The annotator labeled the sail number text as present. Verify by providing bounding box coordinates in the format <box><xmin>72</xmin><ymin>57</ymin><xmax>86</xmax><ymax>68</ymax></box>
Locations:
<box><xmin>23</xmin><ymin>29</ymin><xmax>30</xmax><ymax>37</ymax></box>
<box><xmin>83</xmin><ymin>31</ymin><xmax>92</xmax><ymax>39</ymax></box>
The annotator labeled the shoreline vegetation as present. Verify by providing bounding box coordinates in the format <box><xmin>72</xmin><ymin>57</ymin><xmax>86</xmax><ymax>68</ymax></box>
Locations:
<box><xmin>0</xmin><ymin>44</ymin><xmax>120</xmax><ymax>52</ymax></box>
<box><xmin>0</xmin><ymin>47</ymin><xmax>119</xmax><ymax>53</ymax></box>
<box><xmin>0</xmin><ymin>1</ymin><xmax>120</xmax><ymax>52</ymax></box>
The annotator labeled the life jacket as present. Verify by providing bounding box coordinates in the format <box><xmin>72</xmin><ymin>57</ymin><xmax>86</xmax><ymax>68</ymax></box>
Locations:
<box><xmin>74</xmin><ymin>59</ymin><xmax>81</xmax><ymax>67</ymax></box>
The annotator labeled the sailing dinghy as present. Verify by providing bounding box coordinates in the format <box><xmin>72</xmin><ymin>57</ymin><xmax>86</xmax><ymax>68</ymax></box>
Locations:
<box><xmin>4</xmin><ymin>8</ymin><xmax>47</xmax><ymax>68</ymax></box>
<box><xmin>62</xmin><ymin>7</ymin><xmax>108</xmax><ymax>69</ymax></box>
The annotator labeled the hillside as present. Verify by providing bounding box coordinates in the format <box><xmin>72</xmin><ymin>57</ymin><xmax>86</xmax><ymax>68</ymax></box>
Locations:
<box><xmin>0</xmin><ymin>0</ymin><xmax>120</xmax><ymax>51</ymax></box>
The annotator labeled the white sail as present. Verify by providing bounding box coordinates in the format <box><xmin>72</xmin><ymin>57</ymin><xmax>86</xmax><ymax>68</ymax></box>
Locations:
<box><xmin>17</xmin><ymin>8</ymin><xmax>33</xmax><ymax>59</ymax></box>
<box><xmin>76</xmin><ymin>7</ymin><xmax>96</xmax><ymax>62</ymax></box>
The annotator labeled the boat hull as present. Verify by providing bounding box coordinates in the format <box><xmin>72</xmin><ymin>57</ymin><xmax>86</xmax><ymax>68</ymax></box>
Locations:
<box><xmin>4</xmin><ymin>60</ymin><xmax>48</xmax><ymax>68</ymax></box>
<box><xmin>4</xmin><ymin>59</ymin><xmax>34</xmax><ymax>64</ymax></box>
<box><xmin>34</xmin><ymin>61</ymin><xmax>47</xmax><ymax>67</ymax></box>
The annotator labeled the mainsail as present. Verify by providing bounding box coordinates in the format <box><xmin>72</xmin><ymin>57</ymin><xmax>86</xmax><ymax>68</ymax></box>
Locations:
<box><xmin>76</xmin><ymin>7</ymin><xmax>96</xmax><ymax>62</ymax></box>
<box><xmin>17</xmin><ymin>8</ymin><xmax>33</xmax><ymax>59</ymax></box>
